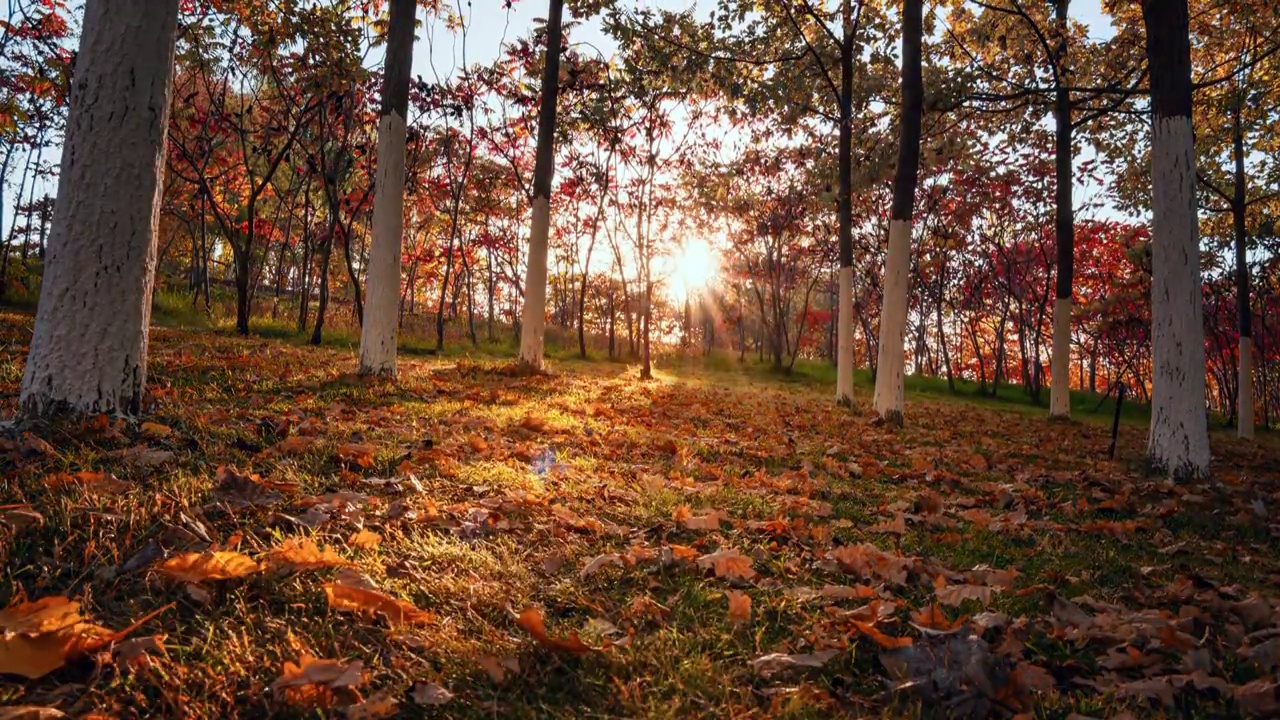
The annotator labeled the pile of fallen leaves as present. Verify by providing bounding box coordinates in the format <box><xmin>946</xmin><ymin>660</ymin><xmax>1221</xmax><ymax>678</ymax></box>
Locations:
<box><xmin>1</xmin><ymin>312</ymin><xmax>1279</xmax><ymax>718</ymax></box>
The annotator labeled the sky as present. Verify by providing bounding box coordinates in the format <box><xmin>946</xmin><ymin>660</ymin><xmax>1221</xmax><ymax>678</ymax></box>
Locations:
<box><xmin>2</xmin><ymin>0</ymin><xmax>1124</xmax><ymax>249</ymax></box>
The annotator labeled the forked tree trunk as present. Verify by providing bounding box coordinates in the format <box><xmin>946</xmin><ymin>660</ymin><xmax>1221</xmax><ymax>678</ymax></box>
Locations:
<box><xmin>1143</xmin><ymin>0</ymin><xmax>1211</xmax><ymax>480</ymax></box>
<box><xmin>835</xmin><ymin>0</ymin><xmax>856</xmax><ymax>406</ymax></box>
<box><xmin>21</xmin><ymin>0</ymin><xmax>179</xmax><ymax>417</ymax></box>
<box><xmin>358</xmin><ymin>0</ymin><xmax>415</xmax><ymax>377</ymax></box>
<box><xmin>517</xmin><ymin>0</ymin><xmax>565</xmax><ymax>370</ymax></box>
<box><xmin>1048</xmin><ymin>0</ymin><xmax>1075</xmax><ymax>419</ymax></box>
<box><xmin>872</xmin><ymin>0</ymin><xmax>922</xmax><ymax>426</ymax></box>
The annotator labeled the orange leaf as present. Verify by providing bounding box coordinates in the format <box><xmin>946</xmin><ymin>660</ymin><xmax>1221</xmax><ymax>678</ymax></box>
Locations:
<box><xmin>515</xmin><ymin>608</ymin><xmax>603</xmax><ymax>654</ymax></box>
<box><xmin>725</xmin><ymin>590</ymin><xmax>751</xmax><ymax>626</ymax></box>
<box><xmin>852</xmin><ymin>620</ymin><xmax>912</xmax><ymax>649</ymax></box>
<box><xmin>263</xmin><ymin>539</ymin><xmax>349</xmax><ymax>574</ymax></box>
<box><xmin>42</xmin><ymin>471</ymin><xmax>129</xmax><ymax>495</ymax></box>
<box><xmin>909</xmin><ymin>604</ymin><xmax>967</xmax><ymax>632</ymax></box>
<box><xmin>348</xmin><ymin>529</ymin><xmax>382</xmax><ymax>550</ymax></box>
<box><xmin>336</xmin><ymin>443</ymin><xmax>377</xmax><ymax>469</ymax></box>
<box><xmin>696</xmin><ymin>548</ymin><xmax>758</xmax><ymax>581</ymax></box>
<box><xmin>323</xmin><ymin>582</ymin><xmax>434</xmax><ymax>626</ymax></box>
<box><xmin>140</xmin><ymin>422</ymin><xmax>172</xmax><ymax>438</ymax></box>
<box><xmin>271</xmin><ymin>654</ymin><xmax>363</xmax><ymax>707</ymax></box>
<box><xmin>156</xmin><ymin>552</ymin><xmax>261</xmax><ymax>583</ymax></box>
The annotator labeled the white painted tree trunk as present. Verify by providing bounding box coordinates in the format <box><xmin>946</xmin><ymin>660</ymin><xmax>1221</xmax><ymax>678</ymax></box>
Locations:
<box><xmin>358</xmin><ymin>112</ymin><xmax>408</xmax><ymax>377</ymax></box>
<box><xmin>836</xmin><ymin>266</ymin><xmax>854</xmax><ymax>405</ymax></box>
<box><xmin>519</xmin><ymin>197</ymin><xmax>551</xmax><ymax>369</ymax></box>
<box><xmin>1049</xmin><ymin>298</ymin><xmax>1072</xmax><ymax>417</ymax></box>
<box><xmin>20</xmin><ymin>0</ymin><xmax>179</xmax><ymax>418</ymax></box>
<box><xmin>873</xmin><ymin>219</ymin><xmax>911</xmax><ymax>423</ymax></box>
<box><xmin>1147</xmin><ymin>116</ymin><xmax>1211</xmax><ymax>479</ymax></box>
<box><xmin>1239</xmin><ymin>336</ymin><xmax>1254</xmax><ymax>439</ymax></box>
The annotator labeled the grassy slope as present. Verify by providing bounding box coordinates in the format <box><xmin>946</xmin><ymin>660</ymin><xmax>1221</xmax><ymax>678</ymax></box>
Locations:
<box><xmin>0</xmin><ymin>312</ymin><xmax>1277</xmax><ymax>719</ymax></box>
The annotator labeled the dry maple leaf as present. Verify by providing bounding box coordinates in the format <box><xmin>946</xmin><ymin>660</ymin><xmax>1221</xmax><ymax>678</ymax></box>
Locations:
<box><xmin>410</xmin><ymin>682</ymin><xmax>454</xmax><ymax>706</ymax></box>
<box><xmin>156</xmin><ymin>551</ymin><xmax>261</xmax><ymax>583</ymax></box>
<box><xmin>323</xmin><ymin>582</ymin><xmax>434</xmax><ymax>626</ymax></box>
<box><xmin>273</xmin><ymin>436</ymin><xmax>318</xmax><ymax>455</ymax></box>
<box><xmin>140</xmin><ymin>422</ymin><xmax>172</xmax><ymax>438</ymax></box>
<box><xmin>42</xmin><ymin>471</ymin><xmax>129</xmax><ymax>495</ymax></box>
<box><xmin>867</xmin><ymin>513</ymin><xmax>908</xmax><ymax>535</ymax></box>
<box><xmin>112</xmin><ymin>635</ymin><xmax>167</xmax><ymax>673</ymax></box>
<box><xmin>826</xmin><ymin>544</ymin><xmax>913</xmax><ymax>584</ymax></box>
<box><xmin>933</xmin><ymin>575</ymin><xmax>994</xmax><ymax>607</ymax></box>
<box><xmin>581</xmin><ymin>553</ymin><xmax>625</xmax><ymax>579</ymax></box>
<box><xmin>264</xmin><ymin>539</ymin><xmax>349</xmax><ymax>574</ymax></box>
<box><xmin>336</xmin><ymin>443</ymin><xmax>377</xmax><ymax>469</ymax></box>
<box><xmin>666</xmin><ymin>544</ymin><xmax>699</xmax><ymax>561</ymax></box>
<box><xmin>0</xmin><ymin>707</ymin><xmax>70</xmax><ymax>719</ymax></box>
<box><xmin>271</xmin><ymin>655</ymin><xmax>364</xmax><ymax>707</ymax></box>
<box><xmin>750</xmin><ymin>649</ymin><xmax>840</xmax><ymax>676</ymax></box>
<box><xmin>0</xmin><ymin>596</ymin><xmax>164</xmax><ymax>679</ymax></box>
<box><xmin>909</xmin><ymin>604</ymin><xmax>966</xmax><ymax>634</ymax></box>
<box><xmin>0</xmin><ymin>505</ymin><xmax>45</xmax><ymax>532</ymax></box>
<box><xmin>347</xmin><ymin>529</ymin><xmax>381</xmax><ymax>550</ymax></box>
<box><xmin>515</xmin><ymin>608</ymin><xmax>604</xmax><ymax>654</ymax></box>
<box><xmin>852</xmin><ymin>620</ymin><xmax>913</xmax><ymax>649</ymax></box>
<box><xmin>696</xmin><ymin>549</ymin><xmax>758</xmax><ymax>581</ymax></box>
<box><xmin>685</xmin><ymin>511</ymin><xmax>726</xmax><ymax>531</ymax></box>
<box><xmin>475</xmin><ymin>655</ymin><xmax>520</xmax><ymax>683</ymax></box>
<box><xmin>822</xmin><ymin>584</ymin><xmax>878</xmax><ymax>601</ymax></box>
<box><xmin>344</xmin><ymin>691</ymin><xmax>399</xmax><ymax>719</ymax></box>
<box><xmin>725</xmin><ymin>590</ymin><xmax>751</xmax><ymax>626</ymax></box>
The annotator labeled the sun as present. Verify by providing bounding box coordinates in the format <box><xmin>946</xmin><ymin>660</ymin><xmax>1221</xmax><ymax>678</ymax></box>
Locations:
<box><xmin>669</xmin><ymin>238</ymin><xmax>718</xmax><ymax>301</ymax></box>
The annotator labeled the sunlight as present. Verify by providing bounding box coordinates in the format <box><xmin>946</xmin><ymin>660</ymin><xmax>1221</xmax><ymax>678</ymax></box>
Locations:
<box><xmin>667</xmin><ymin>237</ymin><xmax>718</xmax><ymax>302</ymax></box>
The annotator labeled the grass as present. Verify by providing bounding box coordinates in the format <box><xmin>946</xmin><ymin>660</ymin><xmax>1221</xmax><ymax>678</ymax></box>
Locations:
<box><xmin>0</xmin><ymin>311</ymin><xmax>1277</xmax><ymax>718</ymax></box>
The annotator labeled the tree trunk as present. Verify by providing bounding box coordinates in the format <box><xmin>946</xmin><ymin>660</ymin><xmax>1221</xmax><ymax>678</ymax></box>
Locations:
<box><xmin>872</xmin><ymin>0</ymin><xmax>922</xmax><ymax>426</ymax></box>
<box><xmin>1049</xmin><ymin>0</ymin><xmax>1075</xmax><ymax>418</ymax></box>
<box><xmin>1143</xmin><ymin>0</ymin><xmax>1211</xmax><ymax>480</ymax></box>
<box><xmin>21</xmin><ymin>0</ymin><xmax>179</xmax><ymax>417</ymax></box>
<box><xmin>835</xmin><ymin>0</ymin><xmax>856</xmax><ymax>405</ymax></box>
<box><xmin>517</xmin><ymin>0</ymin><xmax>565</xmax><ymax>370</ymax></box>
<box><xmin>1231</xmin><ymin>100</ymin><xmax>1254</xmax><ymax>439</ymax></box>
<box><xmin>358</xmin><ymin>0</ymin><xmax>415</xmax><ymax>376</ymax></box>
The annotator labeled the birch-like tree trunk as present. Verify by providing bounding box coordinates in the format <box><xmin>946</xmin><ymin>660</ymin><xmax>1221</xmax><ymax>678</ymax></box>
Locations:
<box><xmin>835</xmin><ymin>0</ymin><xmax>856</xmax><ymax>406</ymax></box>
<box><xmin>1048</xmin><ymin>0</ymin><xmax>1075</xmax><ymax>419</ymax></box>
<box><xmin>871</xmin><ymin>0</ymin><xmax>923</xmax><ymax>425</ymax></box>
<box><xmin>518</xmin><ymin>0</ymin><xmax>565</xmax><ymax>370</ymax></box>
<box><xmin>1143</xmin><ymin>0</ymin><xmax>1211</xmax><ymax>480</ymax></box>
<box><xmin>20</xmin><ymin>0</ymin><xmax>179</xmax><ymax>418</ymax></box>
<box><xmin>359</xmin><ymin>0</ymin><xmax>416</xmax><ymax>377</ymax></box>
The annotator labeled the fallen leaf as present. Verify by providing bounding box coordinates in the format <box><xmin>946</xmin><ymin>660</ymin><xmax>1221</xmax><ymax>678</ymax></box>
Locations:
<box><xmin>140</xmin><ymin>422</ymin><xmax>173</xmax><ymax>438</ymax></box>
<box><xmin>348</xmin><ymin>529</ymin><xmax>382</xmax><ymax>550</ymax></box>
<box><xmin>323</xmin><ymin>582</ymin><xmax>434</xmax><ymax>626</ymax></box>
<box><xmin>910</xmin><ymin>604</ymin><xmax>966</xmax><ymax>633</ymax></box>
<box><xmin>42</xmin><ymin>471</ymin><xmax>129</xmax><ymax>495</ymax></box>
<box><xmin>113</xmin><ymin>635</ymin><xmax>167</xmax><ymax>672</ymax></box>
<box><xmin>271</xmin><ymin>655</ymin><xmax>363</xmax><ymax>707</ymax></box>
<box><xmin>581</xmin><ymin>553</ymin><xmax>625</xmax><ymax>578</ymax></box>
<box><xmin>868</xmin><ymin>513</ymin><xmax>907</xmax><ymax>535</ymax></box>
<box><xmin>345</xmin><ymin>692</ymin><xmax>398</xmax><ymax>719</ymax></box>
<box><xmin>934</xmin><ymin>575</ymin><xmax>994</xmax><ymax>607</ymax></box>
<box><xmin>696</xmin><ymin>548</ymin><xmax>758</xmax><ymax>581</ymax></box>
<box><xmin>750</xmin><ymin>649</ymin><xmax>840</xmax><ymax>676</ymax></box>
<box><xmin>0</xmin><ymin>506</ymin><xmax>44</xmax><ymax>532</ymax></box>
<box><xmin>821</xmin><ymin>584</ymin><xmax>878</xmax><ymax>601</ymax></box>
<box><xmin>337</xmin><ymin>443</ymin><xmax>377</xmax><ymax>469</ymax></box>
<box><xmin>725</xmin><ymin>590</ymin><xmax>751</xmax><ymax>626</ymax></box>
<box><xmin>476</xmin><ymin>655</ymin><xmax>520</xmax><ymax>683</ymax></box>
<box><xmin>410</xmin><ymin>681</ymin><xmax>454</xmax><ymax>706</ymax></box>
<box><xmin>264</xmin><ymin>538</ymin><xmax>349</xmax><ymax>574</ymax></box>
<box><xmin>156</xmin><ymin>552</ymin><xmax>261</xmax><ymax>583</ymax></box>
<box><xmin>515</xmin><ymin>607</ymin><xmax>604</xmax><ymax>654</ymax></box>
<box><xmin>853</xmin><ymin>620</ymin><xmax>913</xmax><ymax>649</ymax></box>
<box><xmin>0</xmin><ymin>708</ymin><xmax>69</xmax><ymax>720</ymax></box>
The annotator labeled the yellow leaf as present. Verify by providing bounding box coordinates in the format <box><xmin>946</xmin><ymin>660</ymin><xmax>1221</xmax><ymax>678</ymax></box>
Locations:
<box><xmin>347</xmin><ymin>529</ymin><xmax>382</xmax><ymax>550</ymax></box>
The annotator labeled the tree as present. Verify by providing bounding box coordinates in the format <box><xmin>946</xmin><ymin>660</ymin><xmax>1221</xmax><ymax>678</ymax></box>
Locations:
<box><xmin>1142</xmin><ymin>0</ymin><xmax>1210</xmax><ymax>480</ymax></box>
<box><xmin>518</xmin><ymin>0</ymin><xmax>566</xmax><ymax>370</ymax></box>
<box><xmin>359</xmin><ymin>0</ymin><xmax>417</xmax><ymax>377</ymax></box>
<box><xmin>872</xmin><ymin>0</ymin><xmax>923</xmax><ymax>425</ymax></box>
<box><xmin>20</xmin><ymin>0</ymin><xmax>180</xmax><ymax>417</ymax></box>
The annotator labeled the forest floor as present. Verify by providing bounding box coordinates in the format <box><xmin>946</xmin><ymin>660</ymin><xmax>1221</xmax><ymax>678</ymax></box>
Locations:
<box><xmin>1</xmin><ymin>310</ymin><xmax>1279</xmax><ymax>719</ymax></box>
